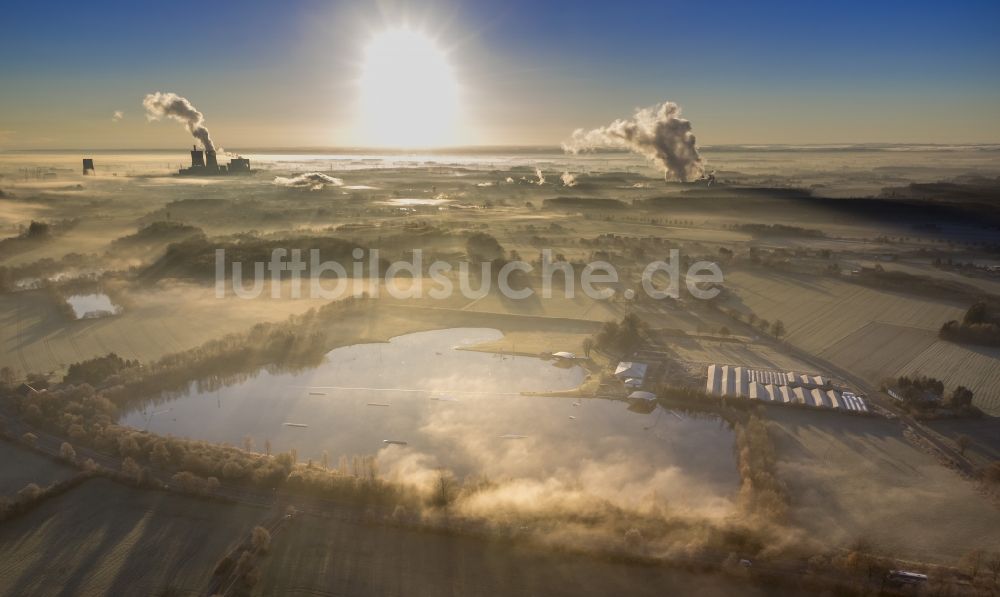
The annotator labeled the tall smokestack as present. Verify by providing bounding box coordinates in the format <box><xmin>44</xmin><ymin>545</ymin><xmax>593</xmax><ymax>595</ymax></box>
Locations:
<box><xmin>143</xmin><ymin>92</ymin><xmax>216</xmax><ymax>153</ymax></box>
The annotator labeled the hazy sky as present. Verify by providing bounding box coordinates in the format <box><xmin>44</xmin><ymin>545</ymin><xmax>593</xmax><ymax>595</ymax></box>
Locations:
<box><xmin>2</xmin><ymin>0</ymin><xmax>999</xmax><ymax>149</ymax></box>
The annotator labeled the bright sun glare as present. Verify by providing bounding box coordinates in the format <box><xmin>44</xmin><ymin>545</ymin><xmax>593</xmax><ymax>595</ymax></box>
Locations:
<box><xmin>358</xmin><ymin>28</ymin><xmax>461</xmax><ymax>148</ymax></box>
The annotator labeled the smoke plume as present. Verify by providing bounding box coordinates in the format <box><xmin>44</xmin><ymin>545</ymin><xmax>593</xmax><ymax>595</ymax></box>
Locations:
<box><xmin>111</xmin><ymin>110</ymin><xmax>124</xmax><ymax>122</ymax></box>
<box><xmin>143</xmin><ymin>92</ymin><xmax>215</xmax><ymax>152</ymax></box>
<box><xmin>562</xmin><ymin>101</ymin><xmax>704</xmax><ymax>182</ymax></box>
<box><xmin>534</xmin><ymin>167</ymin><xmax>546</xmax><ymax>185</ymax></box>
<box><xmin>560</xmin><ymin>171</ymin><xmax>578</xmax><ymax>187</ymax></box>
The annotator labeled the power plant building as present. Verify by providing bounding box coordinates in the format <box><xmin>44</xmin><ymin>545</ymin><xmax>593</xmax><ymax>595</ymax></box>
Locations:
<box><xmin>179</xmin><ymin>145</ymin><xmax>251</xmax><ymax>176</ymax></box>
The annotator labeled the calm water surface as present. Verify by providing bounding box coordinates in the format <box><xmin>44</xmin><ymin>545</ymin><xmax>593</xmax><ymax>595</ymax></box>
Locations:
<box><xmin>124</xmin><ymin>328</ymin><xmax>737</xmax><ymax>510</ymax></box>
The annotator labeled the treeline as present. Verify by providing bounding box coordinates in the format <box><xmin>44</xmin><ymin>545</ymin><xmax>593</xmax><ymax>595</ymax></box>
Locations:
<box><xmin>849</xmin><ymin>265</ymin><xmax>994</xmax><ymax>305</ymax></box>
<box><xmin>141</xmin><ymin>236</ymin><xmax>380</xmax><ymax>280</ymax></box>
<box><xmin>0</xmin><ymin>252</ymin><xmax>99</xmax><ymax>292</ymax></box>
<box><xmin>0</xmin><ymin>220</ymin><xmax>74</xmax><ymax>259</ymax></box>
<box><xmin>728</xmin><ymin>223</ymin><xmax>824</xmax><ymax>238</ymax></box>
<box><xmin>0</xmin><ymin>472</ymin><xmax>94</xmax><ymax>523</ymax></box>
<box><xmin>4</xmin><ymin>297</ymin><xmax>416</xmax><ymax>503</ymax></box>
<box><xmin>940</xmin><ymin>300</ymin><xmax>1000</xmax><ymax>348</ymax></box>
<box><xmin>734</xmin><ymin>416</ymin><xmax>789</xmax><ymax>522</ymax></box>
<box><xmin>107</xmin><ymin>297</ymin><xmax>372</xmax><ymax>410</ymax></box>
<box><xmin>888</xmin><ymin>375</ymin><xmax>979</xmax><ymax>415</ymax></box>
<box><xmin>110</xmin><ymin>221</ymin><xmax>204</xmax><ymax>247</ymax></box>
<box><xmin>64</xmin><ymin>353</ymin><xmax>140</xmax><ymax>386</ymax></box>
<box><xmin>542</xmin><ymin>197</ymin><xmax>627</xmax><ymax>210</ymax></box>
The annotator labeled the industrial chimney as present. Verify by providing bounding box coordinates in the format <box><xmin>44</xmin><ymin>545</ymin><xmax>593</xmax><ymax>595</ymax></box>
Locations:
<box><xmin>206</xmin><ymin>150</ymin><xmax>218</xmax><ymax>171</ymax></box>
<box><xmin>190</xmin><ymin>145</ymin><xmax>205</xmax><ymax>168</ymax></box>
<box><xmin>82</xmin><ymin>158</ymin><xmax>95</xmax><ymax>175</ymax></box>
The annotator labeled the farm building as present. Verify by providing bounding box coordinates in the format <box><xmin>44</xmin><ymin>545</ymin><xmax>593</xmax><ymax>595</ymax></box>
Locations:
<box><xmin>706</xmin><ymin>364</ymin><xmax>867</xmax><ymax>412</ymax></box>
<box><xmin>615</xmin><ymin>361</ymin><xmax>649</xmax><ymax>388</ymax></box>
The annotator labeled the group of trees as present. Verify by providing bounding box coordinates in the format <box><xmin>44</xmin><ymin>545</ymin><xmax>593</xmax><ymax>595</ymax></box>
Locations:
<box><xmin>940</xmin><ymin>300</ymin><xmax>1000</xmax><ymax>348</ymax></box>
<box><xmin>728</xmin><ymin>223</ymin><xmax>825</xmax><ymax>238</ymax></box>
<box><xmin>64</xmin><ymin>353</ymin><xmax>139</xmax><ymax>386</ymax></box>
<box><xmin>594</xmin><ymin>313</ymin><xmax>647</xmax><ymax>357</ymax></box>
<box><xmin>734</xmin><ymin>415</ymin><xmax>788</xmax><ymax>522</ymax></box>
<box><xmin>0</xmin><ymin>473</ymin><xmax>92</xmax><ymax>523</ymax></box>
<box><xmin>891</xmin><ymin>375</ymin><xmax>979</xmax><ymax>414</ymax></box>
<box><xmin>722</xmin><ymin>308</ymin><xmax>786</xmax><ymax>340</ymax></box>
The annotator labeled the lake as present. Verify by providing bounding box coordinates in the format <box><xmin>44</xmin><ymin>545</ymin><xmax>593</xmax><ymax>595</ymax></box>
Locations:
<box><xmin>123</xmin><ymin>328</ymin><xmax>738</xmax><ymax>512</ymax></box>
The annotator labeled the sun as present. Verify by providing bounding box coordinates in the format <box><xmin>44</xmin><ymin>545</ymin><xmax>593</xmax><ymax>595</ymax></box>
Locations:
<box><xmin>358</xmin><ymin>28</ymin><xmax>461</xmax><ymax>148</ymax></box>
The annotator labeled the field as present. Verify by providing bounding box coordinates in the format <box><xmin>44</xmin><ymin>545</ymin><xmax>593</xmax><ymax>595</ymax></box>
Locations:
<box><xmin>721</xmin><ymin>269</ymin><xmax>1000</xmax><ymax>413</ymax></box>
<box><xmin>660</xmin><ymin>335</ymin><xmax>814</xmax><ymax>371</ymax></box>
<box><xmin>819</xmin><ymin>322</ymin><xmax>938</xmax><ymax>384</ymax></box>
<box><xmin>256</xmin><ymin>513</ymin><xmax>771</xmax><ymax>597</ymax></box>
<box><xmin>0</xmin><ymin>441</ymin><xmax>77</xmax><ymax>496</ymax></box>
<box><xmin>725</xmin><ymin>270</ymin><xmax>966</xmax><ymax>356</ymax></box>
<box><xmin>767</xmin><ymin>408</ymin><xmax>1000</xmax><ymax>565</ymax></box>
<box><xmin>0</xmin><ymin>282</ymin><xmax>330</xmax><ymax>378</ymax></box>
<box><xmin>0</xmin><ymin>478</ymin><xmax>265</xmax><ymax>596</ymax></box>
<box><xmin>898</xmin><ymin>341</ymin><xmax>1000</xmax><ymax>415</ymax></box>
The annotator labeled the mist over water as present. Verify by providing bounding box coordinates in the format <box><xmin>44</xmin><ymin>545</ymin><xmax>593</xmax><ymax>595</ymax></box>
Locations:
<box><xmin>123</xmin><ymin>328</ymin><xmax>738</xmax><ymax>515</ymax></box>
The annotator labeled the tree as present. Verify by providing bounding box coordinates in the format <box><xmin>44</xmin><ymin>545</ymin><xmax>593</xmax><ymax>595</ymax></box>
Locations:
<box><xmin>986</xmin><ymin>552</ymin><xmax>1000</xmax><ymax>586</ymax></box>
<box><xmin>465</xmin><ymin>232</ymin><xmax>503</xmax><ymax>261</ymax></box>
<box><xmin>242</xmin><ymin>435</ymin><xmax>255</xmax><ymax>453</ymax></box>
<box><xmin>582</xmin><ymin>337</ymin><xmax>595</xmax><ymax>358</ymax></box>
<box><xmin>0</xmin><ymin>366</ymin><xmax>14</xmax><ymax>389</ymax></box>
<box><xmin>431</xmin><ymin>469</ymin><xmax>457</xmax><ymax>508</ymax></box>
<box><xmin>956</xmin><ymin>435</ymin><xmax>972</xmax><ymax>456</ymax></box>
<box><xmin>17</xmin><ymin>483</ymin><xmax>42</xmax><ymax>501</ymax></box>
<box><xmin>771</xmin><ymin>320</ymin><xmax>786</xmax><ymax>339</ymax></box>
<box><xmin>948</xmin><ymin>386</ymin><xmax>974</xmax><ymax>409</ymax></box>
<box><xmin>264</xmin><ymin>439</ymin><xmax>271</xmax><ymax>456</ymax></box>
<box><xmin>962</xmin><ymin>549</ymin><xmax>984</xmax><ymax>580</ymax></box>
<box><xmin>59</xmin><ymin>442</ymin><xmax>76</xmax><ymax>463</ymax></box>
<box><xmin>151</xmin><ymin>441</ymin><xmax>172</xmax><ymax>468</ymax></box>
<box><xmin>122</xmin><ymin>456</ymin><xmax>142</xmax><ymax>483</ymax></box>
<box><xmin>963</xmin><ymin>301</ymin><xmax>989</xmax><ymax>326</ymax></box>
<box><xmin>251</xmin><ymin>526</ymin><xmax>271</xmax><ymax>553</ymax></box>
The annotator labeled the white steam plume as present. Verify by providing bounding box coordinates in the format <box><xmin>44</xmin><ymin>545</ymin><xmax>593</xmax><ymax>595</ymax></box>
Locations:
<box><xmin>560</xmin><ymin>171</ymin><xmax>578</xmax><ymax>187</ymax></box>
<box><xmin>111</xmin><ymin>110</ymin><xmax>124</xmax><ymax>122</ymax></box>
<box><xmin>143</xmin><ymin>92</ymin><xmax>215</xmax><ymax>152</ymax></box>
<box><xmin>562</xmin><ymin>101</ymin><xmax>704</xmax><ymax>182</ymax></box>
<box><xmin>534</xmin><ymin>167</ymin><xmax>546</xmax><ymax>185</ymax></box>
<box><xmin>273</xmin><ymin>172</ymin><xmax>344</xmax><ymax>190</ymax></box>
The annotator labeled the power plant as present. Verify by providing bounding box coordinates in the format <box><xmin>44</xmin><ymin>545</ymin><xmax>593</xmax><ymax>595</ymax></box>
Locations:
<box><xmin>178</xmin><ymin>145</ymin><xmax>251</xmax><ymax>176</ymax></box>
